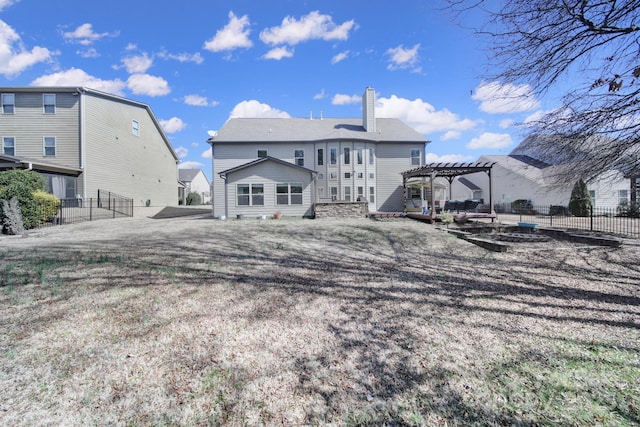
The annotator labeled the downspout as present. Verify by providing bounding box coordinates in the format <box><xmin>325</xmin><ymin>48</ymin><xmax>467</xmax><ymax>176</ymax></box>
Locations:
<box><xmin>78</xmin><ymin>88</ymin><xmax>87</xmax><ymax>199</ymax></box>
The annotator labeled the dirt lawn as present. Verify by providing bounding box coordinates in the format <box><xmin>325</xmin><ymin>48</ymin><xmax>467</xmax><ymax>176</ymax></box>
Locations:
<box><xmin>1</xmin><ymin>215</ymin><xmax>639</xmax><ymax>426</ymax></box>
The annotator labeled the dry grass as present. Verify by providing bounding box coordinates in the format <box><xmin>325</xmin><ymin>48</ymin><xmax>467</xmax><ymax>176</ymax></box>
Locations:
<box><xmin>1</xmin><ymin>216</ymin><xmax>639</xmax><ymax>426</ymax></box>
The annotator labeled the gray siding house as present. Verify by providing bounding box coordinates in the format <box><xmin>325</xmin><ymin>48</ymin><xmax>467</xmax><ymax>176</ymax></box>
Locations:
<box><xmin>0</xmin><ymin>87</ymin><xmax>179</xmax><ymax>208</ymax></box>
<box><xmin>208</xmin><ymin>88</ymin><xmax>429</xmax><ymax>218</ymax></box>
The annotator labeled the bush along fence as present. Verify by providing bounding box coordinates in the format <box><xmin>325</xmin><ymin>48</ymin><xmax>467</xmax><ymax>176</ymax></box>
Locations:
<box><xmin>494</xmin><ymin>203</ymin><xmax>640</xmax><ymax>238</ymax></box>
<box><xmin>31</xmin><ymin>191</ymin><xmax>133</xmax><ymax>230</ymax></box>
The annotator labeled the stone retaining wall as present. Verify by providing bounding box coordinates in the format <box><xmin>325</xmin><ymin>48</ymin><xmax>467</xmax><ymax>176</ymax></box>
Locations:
<box><xmin>315</xmin><ymin>201</ymin><xmax>369</xmax><ymax>219</ymax></box>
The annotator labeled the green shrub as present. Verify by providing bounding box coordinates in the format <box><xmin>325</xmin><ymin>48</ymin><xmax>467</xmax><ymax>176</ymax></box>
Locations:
<box><xmin>33</xmin><ymin>190</ymin><xmax>61</xmax><ymax>223</ymax></box>
<box><xmin>617</xmin><ymin>201</ymin><xmax>640</xmax><ymax>218</ymax></box>
<box><xmin>511</xmin><ymin>199</ymin><xmax>533</xmax><ymax>214</ymax></box>
<box><xmin>568</xmin><ymin>179</ymin><xmax>592</xmax><ymax>217</ymax></box>
<box><xmin>0</xmin><ymin>170</ymin><xmax>45</xmax><ymax>191</ymax></box>
<box><xmin>186</xmin><ymin>192</ymin><xmax>201</xmax><ymax>206</ymax></box>
<box><xmin>0</xmin><ymin>171</ymin><xmax>56</xmax><ymax>231</ymax></box>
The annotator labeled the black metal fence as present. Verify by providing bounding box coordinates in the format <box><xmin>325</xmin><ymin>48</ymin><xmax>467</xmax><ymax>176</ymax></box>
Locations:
<box><xmin>494</xmin><ymin>203</ymin><xmax>640</xmax><ymax>238</ymax></box>
<box><xmin>33</xmin><ymin>191</ymin><xmax>133</xmax><ymax>229</ymax></box>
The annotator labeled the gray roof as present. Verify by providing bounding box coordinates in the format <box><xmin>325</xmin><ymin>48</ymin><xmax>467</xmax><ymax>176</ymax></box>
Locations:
<box><xmin>178</xmin><ymin>168</ymin><xmax>202</xmax><ymax>182</ymax></box>
<box><xmin>219</xmin><ymin>156</ymin><xmax>317</xmax><ymax>178</ymax></box>
<box><xmin>210</xmin><ymin>118</ymin><xmax>429</xmax><ymax>144</ymax></box>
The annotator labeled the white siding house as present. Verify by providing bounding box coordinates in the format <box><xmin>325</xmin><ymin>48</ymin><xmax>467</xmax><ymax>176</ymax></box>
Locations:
<box><xmin>178</xmin><ymin>168</ymin><xmax>211</xmax><ymax>204</ymax></box>
<box><xmin>451</xmin><ymin>153</ymin><xmax>635</xmax><ymax>210</ymax></box>
<box><xmin>208</xmin><ymin>88</ymin><xmax>429</xmax><ymax>218</ymax></box>
<box><xmin>0</xmin><ymin>87</ymin><xmax>179</xmax><ymax>208</ymax></box>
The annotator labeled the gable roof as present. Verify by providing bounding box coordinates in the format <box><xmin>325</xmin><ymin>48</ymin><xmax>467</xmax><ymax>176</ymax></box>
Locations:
<box><xmin>178</xmin><ymin>168</ymin><xmax>203</xmax><ymax>182</ymax></box>
<box><xmin>1</xmin><ymin>86</ymin><xmax>179</xmax><ymax>163</ymax></box>
<box><xmin>457</xmin><ymin>176</ymin><xmax>481</xmax><ymax>191</ymax></box>
<box><xmin>209</xmin><ymin>118</ymin><xmax>429</xmax><ymax>144</ymax></box>
<box><xmin>218</xmin><ymin>156</ymin><xmax>318</xmax><ymax>179</ymax></box>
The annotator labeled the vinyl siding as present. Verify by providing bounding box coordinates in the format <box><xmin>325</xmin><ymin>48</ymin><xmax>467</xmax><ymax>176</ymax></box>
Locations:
<box><xmin>1</xmin><ymin>92</ymin><xmax>80</xmax><ymax>169</ymax></box>
<box><xmin>83</xmin><ymin>93</ymin><xmax>178</xmax><ymax>207</ymax></box>
<box><xmin>376</xmin><ymin>143</ymin><xmax>423</xmax><ymax>211</ymax></box>
<box><xmin>223</xmin><ymin>161</ymin><xmax>314</xmax><ymax>218</ymax></box>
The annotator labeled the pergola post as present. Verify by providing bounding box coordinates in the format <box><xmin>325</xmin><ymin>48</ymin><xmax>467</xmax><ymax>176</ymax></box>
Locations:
<box><xmin>430</xmin><ymin>171</ymin><xmax>436</xmax><ymax>220</ymax></box>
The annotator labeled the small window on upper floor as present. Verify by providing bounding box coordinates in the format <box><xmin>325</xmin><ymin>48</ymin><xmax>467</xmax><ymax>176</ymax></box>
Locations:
<box><xmin>43</xmin><ymin>136</ymin><xmax>56</xmax><ymax>156</ymax></box>
<box><xmin>294</xmin><ymin>149</ymin><xmax>304</xmax><ymax>166</ymax></box>
<box><xmin>258</xmin><ymin>149</ymin><xmax>267</xmax><ymax>158</ymax></box>
<box><xmin>411</xmin><ymin>148</ymin><xmax>421</xmax><ymax>166</ymax></box>
<box><xmin>132</xmin><ymin>120</ymin><xmax>140</xmax><ymax>137</ymax></box>
<box><xmin>43</xmin><ymin>94</ymin><xmax>56</xmax><ymax>114</ymax></box>
<box><xmin>2</xmin><ymin>94</ymin><xmax>15</xmax><ymax>114</ymax></box>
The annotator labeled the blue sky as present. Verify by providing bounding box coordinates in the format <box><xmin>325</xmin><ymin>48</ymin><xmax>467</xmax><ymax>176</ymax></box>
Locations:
<box><xmin>0</xmin><ymin>0</ymin><xmax>551</xmax><ymax>181</ymax></box>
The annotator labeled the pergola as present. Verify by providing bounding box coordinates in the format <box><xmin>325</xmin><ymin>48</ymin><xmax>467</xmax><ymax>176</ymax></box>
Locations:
<box><xmin>401</xmin><ymin>161</ymin><xmax>496</xmax><ymax>220</ymax></box>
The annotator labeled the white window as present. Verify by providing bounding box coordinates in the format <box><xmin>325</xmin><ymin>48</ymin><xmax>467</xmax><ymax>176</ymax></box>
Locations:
<box><xmin>619</xmin><ymin>190</ymin><xmax>629</xmax><ymax>204</ymax></box>
<box><xmin>43</xmin><ymin>136</ymin><xmax>56</xmax><ymax>156</ymax></box>
<box><xmin>132</xmin><ymin>120</ymin><xmax>140</xmax><ymax>137</ymax></box>
<box><xmin>294</xmin><ymin>149</ymin><xmax>304</xmax><ymax>166</ymax></box>
<box><xmin>330</xmin><ymin>186</ymin><xmax>338</xmax><ymax>201</ymax></box>
<box><xmin>356</xmin><ymin>148</ymin><xmax>363</xmax><ymax>165</ymax></box>
<box><xmin>411</xmin><ymin>148</ymin><xmax>421</xmax><ymax>166</ymax></box>
<box><xmin>357</xmin><ymin>172</ymin><xmax>364</xmax><ymax>179</ymax></box>
<box><xmin>318</xmin><ymin>187</ymin><xmax>325</xmax><ymax>197</ymax></box>
<box><xmin>43</xmin><ymin>94</ymin><xmax>55</xmax><ymax>114</ymax></box>
<box><xmin>318</xmin><ymin>173</ymin><xmax>324</xmax><ymax>180</ymax></box>
<box><xmin>357</xmin><ymin>186</ymin><xmax>364</xmax><ymax>200</ymax></box>
<box><xmin>237</xmin><ymin>184</ymin><xmax>264</xmax><ymax>206</ymax></box>
<box><xmin>369</xmin><ymin>173</ymin><xmax>375</xmax><ymax>179</ymax></box>
<box><xmin>317</xmin><ymin>148</ymin><xmax>324</xmax><ymax>166</ymax></box>
<box><xmin>330</xmin><ymin>172</ymin><xmax>337</xmax><ymax>180</ymax></box>
<box><xmin>2</xmin><ymin>137</ymin><xmax>15</xmax><ymax>156</ymax></box>
<box><xmin>344</xmin><ymin>186</ymin><xmax>351</xmax><ymax>201</ymax></box>
<box><xmin>330</xmin><ymin>147</ymin><xmax>337</xmax><ymax>165</ymax></box>
<box><xmin>277</xmin><ymin>183</ymin><xmax>303</xmax><ymax>205</ymax></box>
<box><xmin>344</xmin><ymin>172</ymin><xmax>351</xmax><ymax>179</ymax></box>
<box><xmin>369</xmin><ymin>148</ymin><xmax>375</xmax><ymax>165</ymax></box>
<box><xmin>2</xmin><ymin>94</ymin><xmax>15</xmax><ymax>114</ymax></box>
<box><xmin>257</xmin><ymin>149</ymin><xmax>267</xmax><ymax>158</ymax></box>
<box><xmin>589</xmin><ymin>190</ymin><xmax>596</xmax><ymax>208</ymax></box>
<box><xmin>369</xmin><ymin>187</ymin><xmax>375</xmax><ymax>203</ymax></box>
<box><xmin>344</xmin><ymin>147</ymin><xmax>351</xmax><ymax>165</ymax></box>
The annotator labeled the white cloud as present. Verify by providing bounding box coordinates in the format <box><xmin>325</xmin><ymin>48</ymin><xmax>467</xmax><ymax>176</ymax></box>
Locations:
<box><xmin>426</xmin><ymin>153</ymin><xmax>473</xmax><ymax>163</ymax></box>
<box><xmin>331</xmin><ymin>50</ymin><xmax>349</xmax><ymax>64</ymax></box>
<box><xmin>174</xmin><ymin>146</ymin><xmax>188</xmax><ymax>158</ymax></box>
<box><xmin>229</xmin><ymin>100</ymin><xmax>290</xmax><ymax>119</ymax></box>
<box><xmin>77</xmin><ymin>48</ymin><xmax>99</xmax><ymax>58</ymax></box>
<box><xmin>332</xmin><ymin>93</ymin><xmax>359</xmax><ymax>105</ymax></box>
<box><xmin>62</xmin><ymin>23</ymin><xmax>117</xmax><ymax>46</ymax></box>
<box><xmin>31</xmin><ymin>68</ymin><xmax>126</xmax><ymax>95</ymax></box>
<box><xmin>204</xmin><ymin>11</ymin><xmax>252</xmax><ymax>52</ymax></box>
<box><xmin>441</xmin><ymin>130</ymin><xmax>461</xmax><ymax>141</ymax></box>
<box><xmin>178</xmin><ymin>161</ymin><xmax>204</xmax><ymax>169</ymax></box>
<box><xmin>160</xmin><ymin>117</ymin><xmax>186</xmax><ymax>133</ymax></box>
<box><xmin>262</xmin><ymin>46</ymin><xmax>293</xmax><ymax>60</ymax></box>
<box><xmin>499</xmin><ymin>118</ymin><xmax>515</xmax><ymax>129</ymax></box>
<box><xmin>386</xmin><ymin>44</ymin><xmax>421</xmax><ymax>72</ymax></box>
<box><xmin>375</xmin><ymin>95</ymin><xmax>480</xmax><ymax>134</ymax></box>
<box><xmin>157</xmin><ymin>50</ymin><xmax>204</xmax><ymax>64</ymax></box>
<box><xmin>126</xmin><ymin>73</ymin><xmax>170</xmax><ymax>97</ymax></box>
<box><xmin>0</xmin><ymin>19</ymin><xmax>54</xmax><ymax>77</ymax></box>
<box><xmin>202</xmin><ymin>147</ymin><xmax>213</xmax><ymax>159</ymax></box>
<box><xmin>184</xmin><ymin>94</ymin><xmax>218</xmax><ymax>107</ymax></box>
<box><xmin>467</xmin><ymin>132</ymin><xmax>513</xmax><ymax>149</ymax></box>
<box><xmin>0</xmin><ymin>1</ymin><xmax>19</xmax><ymax>11</ymax></box>
<box><xmin>472</xmin><ymin>81</ymin><xmax>540</xmax><ymax>114</ymax></box>
<box><xmin>260</xmin><ymin>11</ymin><xmax>356</xmax><ymax>46</ymax></box>
<box><xmin>121</xmin><ymin>53</ymin><xmax>153</xmax><ymax>74</ymax></box>
<box><xmin>313</xmin><ymin>89</ymin><xmax>326</xmax><ymax>100</ymax></box>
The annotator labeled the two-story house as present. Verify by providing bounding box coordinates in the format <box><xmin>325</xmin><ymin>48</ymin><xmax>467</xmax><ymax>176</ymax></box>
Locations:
<box><xmin>0</xmin><ymin>87</ymin><xmax>179</xmax><ymax>208</ymax></box>
<box><xmin>208</xmin><ymin>87</ymin><xmax>429</xmax><ymax>218</ymax></box>
<box><xmin>178</xmin><ymin>168</ymin><xmax>211</xmax><ymax>204</ymax></box>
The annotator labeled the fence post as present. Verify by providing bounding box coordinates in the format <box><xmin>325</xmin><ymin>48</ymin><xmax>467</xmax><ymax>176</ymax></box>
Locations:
<box><xmin>590</xmin><ymin>205</ymin><xmax>594</xmax><ymax>231</ymax></box>
<box><xmin>90</xmin><ymin>198</ymin><xmax>93</xmax><ymax>221</ymax></box>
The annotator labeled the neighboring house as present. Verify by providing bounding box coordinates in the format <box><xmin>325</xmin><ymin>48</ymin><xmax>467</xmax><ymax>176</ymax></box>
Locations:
<box><xmin>451</xmin><ymin>146</ymin><xmax>637</xmax><ymax>210</ymax></box>
<box><xmin>208</xmin><ymin>88</ymin><xmax>429</xmax><ymax>218</ymax></box>
<box><xmin>0</xmin><ymin>87</ymin><xmax>179</xmax><ymax>208</ymax></box>
<box><xmin>178</xmin><ymin>168</ymin><xmax>211</xmax><ymax>204</ymax></box>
